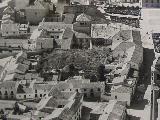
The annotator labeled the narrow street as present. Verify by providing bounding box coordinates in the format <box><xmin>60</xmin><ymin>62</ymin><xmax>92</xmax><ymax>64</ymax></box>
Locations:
<box><xmin>127</xmin><ymin>8</ymin><xmax>158</xmax><ymax>120</ymax></box>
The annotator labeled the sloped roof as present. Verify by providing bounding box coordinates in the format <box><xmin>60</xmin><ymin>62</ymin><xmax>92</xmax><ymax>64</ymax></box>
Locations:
<box><xmin>38</xmin><ymin>22</ymin><xmax>73</xmax><ymax>31</ymax></box>
<box><xmin>108</xmin><ymin>101</ymin><xmax>126</xmax><ymax>120</ymax></box>
<box><xmin>113</xmin><ymin>42</ymin><xmax>135</xmax><ymax>54</ymax></box>
<box><xmin>45</xmin><ymin>97</ymin><xmax>58</xmax><ymax>108</ymax></box>
<box><xmin>112</xmin><ymin>85</ymin><xmax>132</xmax><ymax>93</ymax></box>
<box><xmin>132</xmin><ymin>30</ymin><xmax>142</xmax><ymax>46</ymax></box>
<box><xmin>25</xmin><ymin>1</ymin><xmax>46</xmax><ymax>10</ymax></box>
<box><xmin>1</xmin><ymin>23</ymin><xmax>19</xmax><ymax>32</ymax></box>
<box><xmin>33</xmin><ymin>83</ymin><xmax>53</xmax><ymax>91</ymax></box>
<box><xmin>48</xmin><ymin>87</ymin><xmax>64</xmax><ymax>98</ymax></box>
<box><xmin>6</xmin><ymin>63</ymin><xmax>28</xmax><ymax>74</ymax></box>
<box><xmin>16</xmin><ymin>63</ymin><xmax>29</xmax><ymax>73</ymax></box>
<box><xmin>56</xmin><ymin>82</ymin><xmax>71</xmax><ymax>91</ymax></box>
<box><xmin>61</xmin><ymin>27</ymin><xmax>74</xmax><ymax>49</ymax></box>
<box><xmin>130</xmin><ymin>45</ymin><xmax>143</xmax><ymax>67</ymax></box>
<box><xmin>76</xmin><ymin>13</ymin><xmax>92</xmax><ymax>22</ymax></box>
<box><xmin>3</xmin><ymin>6</ymin><xmax>14</xmax><ymax>14</ymax></box>
<box><xmin>75</xmin><ymin>32</ymin><xmax>90</xmax><ymax>38</ymax></box>
<box><xmin>0</xmin><ymin>81</ymin><xmax>17</xmax><ymax>89</ymax></box>
<box><xmin>58</xmin><ymin>93</ymin><xmax>83</xmax><ymax>120</ymax></box>
<box><xmin>63</xmin><ymin>14</ymin><xmax>75</xmax><ymax>24</ymax></box>
<box><xmin>0</xmin><ymin>65</ymin><xmax>4</xmax><ymax>75</ymax></box>
<box><xmin>3</xmin><ymin>73</ymin><xmax>15</xmax><ymax>81</ymax></box>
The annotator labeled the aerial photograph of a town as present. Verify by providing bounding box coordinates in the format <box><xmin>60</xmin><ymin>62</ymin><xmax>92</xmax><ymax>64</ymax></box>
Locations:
<box><xmin>0</xmin><ymin>0</ymin><xmax>160</xmax><ymax>120</ymax></box>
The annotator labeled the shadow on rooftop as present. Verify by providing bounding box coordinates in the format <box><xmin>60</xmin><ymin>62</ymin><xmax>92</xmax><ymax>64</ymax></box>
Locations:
<box><xmin>80</xmin><ymin>106</ymin><xmax>92</xmax><ymax>120</ymax></box>
<box><xmin>128</xmin><ymin>115</ymin><xmax>140</xmax><ymax>120</ymax></box>
<box><xmin>130</xmin><ymin>99</ymin><xmax>149</xmax><ymax>110</ymax></box>
<box><xmin>143</xmin><ymin>48</ymin><xmax>155</xmax><ymax>83</ymax></box>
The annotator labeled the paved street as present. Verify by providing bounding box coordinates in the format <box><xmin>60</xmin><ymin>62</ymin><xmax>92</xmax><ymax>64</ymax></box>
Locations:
<box><xmin>127</xmin><ymin>8</ymin><xmax>159</xmax><ymax>120</ymax></box>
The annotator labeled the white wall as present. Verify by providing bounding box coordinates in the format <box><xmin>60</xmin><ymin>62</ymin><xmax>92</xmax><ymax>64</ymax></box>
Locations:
<box><xmin>111</xmin><ymin>92</ymin><xmax>131</xmax><ymax>106</ymax></box>
<box><xmin>16</xmin><ymin>93</ymin><xmax>34</xmax><ymax>100</ymax></box>
<box><xmin>25</xmin><ymin>8</ymin><xmax>48</xmax><ymax>25</ymax></box>
<box><xmin>15</xmin><ymin>0</ymin><xmax>29</xmax><ymax>10</ymax></box>
<box><xmin>0</xmin><ymin>87</ymin><xmax>16</xmax><ymax>99</ymax></box>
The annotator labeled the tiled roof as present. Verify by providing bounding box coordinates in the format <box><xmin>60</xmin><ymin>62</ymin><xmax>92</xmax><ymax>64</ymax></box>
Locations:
<box><xmin>61</xmin><ymin>91</ymin><xmax>75</xmax><ymax>99</ymax></box>
<box><xmin>108</xmin><ymin>101</ymin><xmax>126</xmax><ymax>120</ymax></box>
<box><xmin>113</xmin><ymin>42</ymin><xmax>135</xmax><ymax>54</ymax></box>
<box><xmin>58</xmin><ymin>93</ymin><xmax>83</xmax><ymax>120</ymax></box>
<box><xmin>112</xmin><ymin>85</ymin><xmax>132</xmax><ymax>93</ymax></box>
<box><xmin>130</xmin><ymin>45</ymin><xmax>143</xmax><ymax>66</ymax></box>
<box><xmin>63</xmin><ymin>14</ymin><xmax>75</xmax><ymax>24</ymax></box>
<box><xmin>16</xmin><ymin>63</ymin><xmax>29</xmax><ymax>73</ymax></box>
<box><xmin>33</xmin><ymin>83</ymin><xmax>53</xmax><ymax>91</ymax></box>
<box><xmin>4</xmin><ymin>73</ymin><xmax>15</xmax><ymax>81</ymax></box>
<box><xmin>1</xmin><ymin>23</ymin><xmax>19</xmax><ymax>32</ymax></box>
<box><xmin>38</xmin><ymin>22</ymin><xmax>73</xmax><ymax>31</ymax></box>
<box><xmin>48</xmin><ymin>87</ymin><xmax>64</xmax><ymax>98</ymax></box>
<box><xmin>45</xmin><ymin>97</ymin><xmax>58</xmax><ymax>108</ymax></box>
<box><xmin>25</xmin><ymin>1</ymin><xmax>46</xmax><ymax>10</ymax></box>
<box><xmin>69</xmin><ymin>79</ymin><xmax>104</xmax><ymax>89</ymax></box>
<box><xmin>61</xmin><ymin>27</ymin><xmax>74</xmax><ymax>49</ymax></box>
<box><xmin>56</xmin><ymin>82</ymin><xmax>71</xmax><ymax>91</ymax></box>
<box><xmin>3</xmin><ymin>6</ymin><xmax>14</xmax><ymax>14</ymax></box>
<box><xmin>75</xmin><ymin>32</ymin><xmax>90</xmax><ymax>38</ymax></box>
<box><xmin>0</xmin><ymin>66</ymin><xmax>4</xmax><ymax>76</ymax></box>
<box><xmin>132</xmin><ymin>30</ymin><xmax>142</xmax><ymax>46</ymax></box>
<box><xmin>17</xmin><ymin>87</ymin><xmax>33</xmax><ymax>94</ymax></box>
<box><xmin>0</xmin><ymin>81</ymin><xmax>17</xmax><ymax>89</ymax></box>
<box><xmin>76</xmin><ymin>13</ymin><xmax>92</xmax><ymax>22</ymax></box>
<box><xmin>7</xmin><ymin>114</ymin><xmax>30</xmax><ymax>120</ymax></box>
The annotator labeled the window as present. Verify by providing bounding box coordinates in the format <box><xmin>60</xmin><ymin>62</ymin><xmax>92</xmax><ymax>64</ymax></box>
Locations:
<box><xmin>98</xmin><ymin>88</ymin><xmax>101</xmax><ymax>92</ymax></box>
<box><xmin>13</xmin><ymin>32</ymin><xmax>15</xmax><ymax>34</ymax></box>
<box><xmin>40</xmin><ymin>94</ymin><xmax>42</xmax><ymax>97</ymax></box>
<box><xmin>35</xmin><ymin>12</ymin><xmax>38</xmax><ymax>15</ymax></box>
<box><xmin>6</xmin><ymin>32</ymin><xmax>8</xmax><ymax>34</ymax></box>
<box><xmin>58</xmin><ymin>105</ymin><xmax>64</xmax><ymax>108</ymax></box>
<box><xmin>84</xmin><ymin>93</ymin><xmax>87</xmax><ymax>98</ymax></box>
<box><xmin>84</xmin><ymin>89</ymin><xmax>86</xmax><ymax>91</ymax></box>
<box><xmin>90</xmin><ymin>92</ymin><xmax>94</xmax><ymax>97</ymax></box>
<box><xmin>80</xmin><ymin>22</ymin><xmax>85</xmax><ymax>25</ymax></box>
<box><xmin>76</xmin><ymin>89</ymin><xmax>78</xmax><ymax>92</ymax></box>
<box><xmin>35</xmin><ymin>94</ymin><xmax>37</xmax><ymax>97</ymax></box>
<box><xmin>57</xmin><ymin>36</ymin><xmax>59</xmax><ymax>39</ymax></box>
<box><xmin>5</xmin><ymin>95</ymin><xmax>8</xmax><ymax>99</ymax></box>
<box><xmin>5</xmin><ymin>91</ymin><xmax>8</xmax><ymax>95</ymax></box>
<box><xmin>24</xmin><ymin>95</ymin><xmax>26</xmax><ymax>99</ymax></box>
<box><xmin>35</xmin><ymin>90</ymin><xmax>37</xmax><ymax>93</ymax></box>
<box><xmin>115</xmin><ymin>95</ymin><xmax>117</xmax><ymax>99</ymax></box>
<box><xmin>11</xmin><ymin>91</ymin><xmax>14</xmax><ymax>95</ymax></box>
<box><xmin>90</xmin><ymin>89</ymin><xmax>93</xmax><ymax>92</ymax></box>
